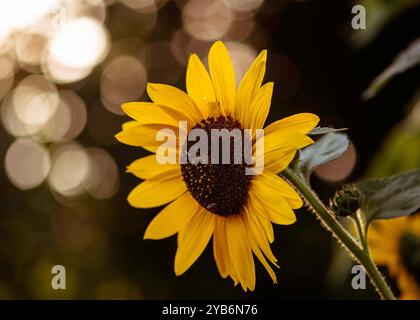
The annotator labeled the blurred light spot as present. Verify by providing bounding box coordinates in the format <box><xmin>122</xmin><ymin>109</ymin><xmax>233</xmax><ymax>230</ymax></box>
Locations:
<box><xmin>226</xmin><ymin>18</ymin><xmax>255</xmax><ymax>41</ymax></box>
<box><xmin>225</xmin><ymin>42</ymin><xmax>257</xmax><ymax>86</ymax></box>
<box><xmin>109</xmin><ymin>4</ymin><xmax>157</xmax><ymax>37</ymax></box>
<box><xmin>15</xmin><ymin>33</ymin><xmax>48</xmax><ymax>69</ymax></box>
<box><xmin>12</xmin><ymin>75</ymin><xmax>59</xmax><ymax>128</ymax></box>
<box><xmin>45</xmin><ymin>17</ymin><xmax>109</xmax><ymax>83</ymax></box>
<box><xmin>39</xmin><ymin>97</ymin><xmax>71</xmax><ymax>142</ymax></box>
<box><xmin>40</xmin><ymin>90</ymin><xmax>87</xmax><ymax>142</ymax></box>
<box><xmin>43</xmin><ymin>57</ymin><xmax>92</xmax><ymax>84</ymax></box>
<box><xmin>0</xmin><ymin>0</ymin><xmax>58</xmax><ymax>34</ymax></box>
<box><xmin>119</xmin><ymin>0</ymin><xmax>167</xmax><ymax>13</ymax></box>
<box><xmin>70</xmin><ymin>0</ymin><xmax>107</xmax><ymax>23</ymax></box>
<box><xmin>5</xmin><ymin>138</ymin><xmax>50</xmax><ymax>190</ymax></box>
<box><xmin>0</xmin><ymin>55</ymin><xmax>14</xmax><ymax>100</ymax></box>
<box><xmin>191</xmin><ymin>39</ymin><xmax>215</xmax><ymax>56</ymax></box>
<box><xmin>60</xmin><ymin>90</ymin><xmax>88</xmax><ymax>140</ymax></box>
<box><xmin>222</xmin><ymin>0</ymin><xmax>264</xmax><ymax>12</ymax></box>
<box><xmin>48</xmin><ymin>143</ymin><xmax>90</xmax><ymax>197</ymax></box>
<box><xmin>170</xmin><ymin>29</ymin><xmax>191</xmax><ymax>66</ymax></box>
<box><xmin>101</xmin><ymin>55</ymin><xmax>147</xmax><ymax>115</ymax></box>
<box><xmin>170</xmin><ymin>30</ymin><xmax>211</xmax><ymax>67</ymax></box>
<box><xmin>140</xmin><ymin>41</ymin><xmax>182</xmax><ymax>84</ymax></box>
<box><xmin>182</xmin><ymin>0</ymin><xmax>233</xmax><ymax>41</ymax></box>
<box><xmin>315</xmin><ymin>143</ymin><xmax>357</xmax><ymax>183</ymax></box>
<box><xmin>85</xmin><ymin>148</ymin><xmax>119</xmax><ymax>199</ymax></box>
<box><xmin>108</xmin><ymin>37</ymin><xmax>145</xmax><ymax>58</ymax></box>
<box><xmin>49</xmin><ymin>17</ymin><xmax>108</xmax><ymax>68</ymax></box>
<box><xmin>169</xmin><ymin>28</ymin><xmax>215</xmax><ymax>66</ymax></box>
<box><xmin>1</xmin><ymin>93</ymin><xmax>41</xmax><ymax>137</ymax></box>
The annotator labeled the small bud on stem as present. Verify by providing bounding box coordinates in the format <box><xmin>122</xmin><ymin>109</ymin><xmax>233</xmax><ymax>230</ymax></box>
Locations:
<box><xmin>330</xmin><ymin>184</ymin><xmax>363</xmax><ymax>218</ymax></box>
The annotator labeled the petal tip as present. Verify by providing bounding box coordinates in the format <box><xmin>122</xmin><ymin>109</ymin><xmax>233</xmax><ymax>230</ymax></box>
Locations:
<box><xmin>146</xmin><ymin>82</ymin><xmax>158</xmax><ymax>93</ymax></box>
<box><xmin>260</xmin><ymin>49</ymin><xmax>268</xmax><ymax>61</ymax></box>
<box><xmin>174</xmin><ymin>264</ymin><xmax>185</xmax><ymax>277</ymax></box>
<box><xmin>213</xmin><ymin>40</ymin><xmax>225</xmax><ymax>47</ymax></box>
<box><xmin>120</xmin><ymin>102</ymin><xmax>133</xmax><ymax>112</ymax></box>
<box><xmin>210</xmin><ymin>40</ymin><xmax>228</xmax><ymax>55</ymax></box>
<box><xmin>114</xmin><ymin>131</ymin><xmax>124</xmax><ymax>142</ymax></box>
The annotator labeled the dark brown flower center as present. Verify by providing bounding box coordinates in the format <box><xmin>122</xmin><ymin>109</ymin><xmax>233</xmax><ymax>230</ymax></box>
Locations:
<box><xmin>180</xmin><ymin>116</ymin><xmax>252</xmax><ymax>216</ymax></box>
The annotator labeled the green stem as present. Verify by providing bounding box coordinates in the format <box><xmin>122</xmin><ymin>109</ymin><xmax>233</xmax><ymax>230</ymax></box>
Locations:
<box><xmin>354</xmin><ymin>210</ymin><xmax>367</xmax><ymax>250</ymax></box>
<box><xmin>282</xmin><ymin>168</ymin><xmax>395</xmax><ymax>300</ymax></box>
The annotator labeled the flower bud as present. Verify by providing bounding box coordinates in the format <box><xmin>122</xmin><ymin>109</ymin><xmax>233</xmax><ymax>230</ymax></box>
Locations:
<box><xmin>330</xmin><ymin>184</ymin><xmax>363</xmax><ymax>217</ymax></box>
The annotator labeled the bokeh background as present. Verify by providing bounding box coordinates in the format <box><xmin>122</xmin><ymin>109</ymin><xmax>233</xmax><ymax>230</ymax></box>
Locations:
<box><xmin>0</xmin><ymin>0</ymin><xmax>419</xmax><ymax>299</ymax></box>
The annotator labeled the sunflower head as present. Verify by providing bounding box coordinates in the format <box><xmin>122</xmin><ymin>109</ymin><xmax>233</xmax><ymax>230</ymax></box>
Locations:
<box><xmin>399</xmin><ymin>231</ymin><xmax>420</xmax><ymax>285</ymax></box>
<box><xmin>116</xmin><ymin>40</ymin><xmax>319</xmax><ymax>291</ymax></box>
<box><xmin>368</xmin><ymin>214</ymin><xmax>420</xmax><ymax>299</ymax></box>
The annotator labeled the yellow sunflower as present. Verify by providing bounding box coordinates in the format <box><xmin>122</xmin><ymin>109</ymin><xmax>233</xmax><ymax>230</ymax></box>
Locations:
<box><xmin>116</xmin><ymin>41</ymin><xmax>319</xmax><ymax>291</ymax></box>
<box><xmin>368</xmin><ymin>214</ymin><xmax>420</xmax><ymax>300</ymax></box>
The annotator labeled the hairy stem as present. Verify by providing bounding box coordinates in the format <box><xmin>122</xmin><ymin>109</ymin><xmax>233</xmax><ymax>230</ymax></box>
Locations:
<box><xmin>282</xmin><ymin>168</ymin><xmax>395</xmax><ymax>300</ymax></box>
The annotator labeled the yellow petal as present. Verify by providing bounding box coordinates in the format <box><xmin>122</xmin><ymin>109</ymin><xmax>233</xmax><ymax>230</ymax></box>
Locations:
<box><xmin>175</xmin><ymin>209</ymin><xmax>215</xmax><ymax>275</ymax></box>
<box><xmin>246</xmin><ymin>197</ymin><xmax>274</xmax><ymax>243</ymax></box>
<box><xmin>115</xmin><ymin>123</ymin><xmax>178</xmax><ymax>148</ymax></box>
<box><xmin>250</xmin><ymin>182</ymin><xmax>297</xmax><ymax>225</ymax></box>
<box><xmin>127</xmin><ymin>155</ymin><xmax>179</xmax><ymax>179</ymax></box>
<box><xmin>263</xmin><ymin>147</ymin><xmax>297</xmax><ymax>174</ymax></box>
<box><xmin>236</xmin><ymin>50</ymin><xmax>267</xmax><ymax>127</ymax></box>
<box><xmin>367</xmin><ymin>220</ymin><xmax>401</xmax><ymax>266</ymax></box>
<box><xmin>122</xmin><ymin>120</ymin><xmax>138</xmax><ymax>130</ymax></box>
<box><xmin>213</xmin><ymin>217</ymin><xmax>229</xmax><ymax>278</ymax></box>
<box><xmin>144</xmin><ymin>192</ymin><xmax>199</xmax><ymax>240</ymax></box>
<box><xmin>264</xmin><ymin>113</ymin><xmax>320</xmax><ymax>135</ymax></box>
<box><xmin>249</xmin><ymin>236</ymin><xmax>277</xmax><ymax>284</ymax></box>
<box><xmin>213</xmin><ymin>217</ymin><xmax>240</xmax><ymax>284</ymax></box>
<box><xmin>225</xmin><ymin>215</ymin><xmax>256</xmax><ymax>291</ymax></box>
<box><xmin>262</xmin><ymin>130</ymin><xmax>314</xmax><ymax>154</ymax></box>
<box><xmin>127</xmin><ymin>170</ymin><xmax>186</xmax><ymax>208</ymax></box>
<box><xmin>242</xmin><ymin>206</ymin><xmax>278</xmax><ymax>266</ymax></box>
<box><xmin>243</xmin><ymin>209</ymin><xmax>278</xmax><ymax>283</ymax></box>
<box><xmin>369</xmin><ymin>243</ymin><xmax>397</xmax><ymax>266</ymax></box>
<box><xmin>208</xmin><ymin>41</ymin><xmax>236</xmax><ymax>116</ymax></box>
<box><xmin>121</xmin><ymin>102</ymin><xmax>184</xmax><ymax>127</ymax></box>
<box><xmin>255</xmin><ymin>172</ymin><xmax>303</xmax><ymax>209</ymax></box>
<box><xmin>147</xmin><ymin>83</ymin><xmax>202</xmax><ymax>125</ymax></box>
<box><xmin>186</xmin><ymin>54</ymin><xmax>216</xmax><ymax>118</ymax></box>
<box><xmin>249</xmin><ymin>82</ymin><xmax>273</xmax><ymax>130</ymax></box>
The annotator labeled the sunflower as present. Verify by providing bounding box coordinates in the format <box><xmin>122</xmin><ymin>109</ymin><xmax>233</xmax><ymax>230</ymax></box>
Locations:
<box><xmin>116</xmin><ymin>41</ymin><xmax>319</xmax><ymax>291</ymax></box>
<box><xmin>368</xmin><ymin>214</ymin><xmax>420</xmax><ymax>299</ymax></box>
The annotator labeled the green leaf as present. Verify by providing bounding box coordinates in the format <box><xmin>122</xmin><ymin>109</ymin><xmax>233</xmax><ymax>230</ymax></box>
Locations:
<box><xmin>362</xmin><ymin>38</ymin><xmax>420</xmax><ymax>100</ymax></box>
<box><xmin>296</xmin><ymin>132</ymin><xmax>350</xmax><ymax>180</ymax></box>
<box><xmin>308</xmin><ymin>126</ymin><xmax>348</xmax><ymax>136</ymax></box>
<box><xmin>356</xmin><ymin>170</ymin><xmax>420</xmax><ymax>223</ymax></box>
